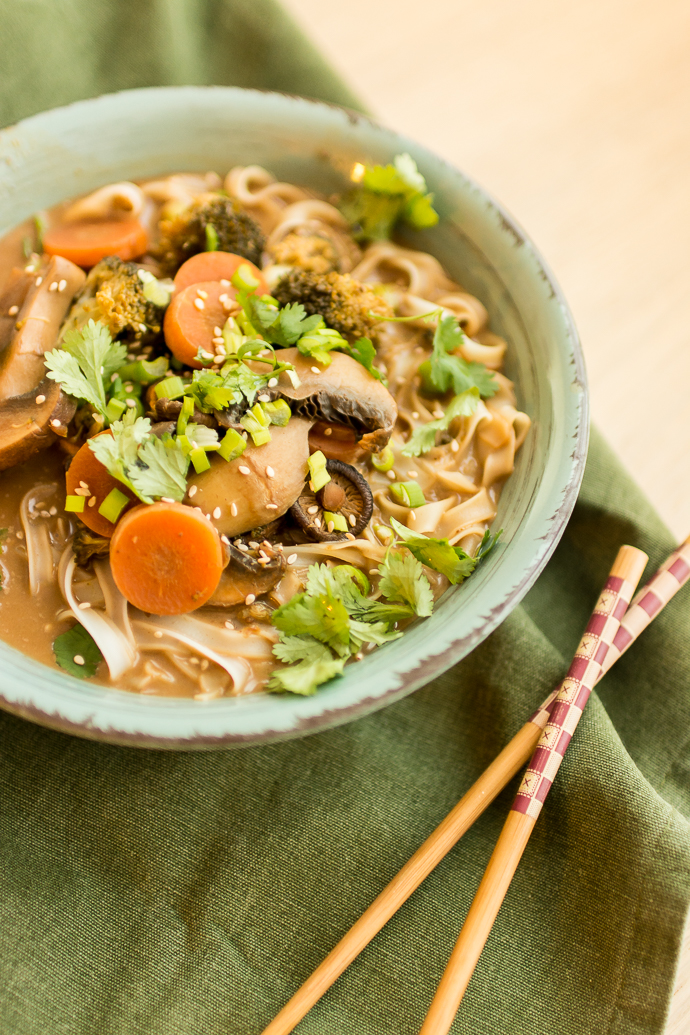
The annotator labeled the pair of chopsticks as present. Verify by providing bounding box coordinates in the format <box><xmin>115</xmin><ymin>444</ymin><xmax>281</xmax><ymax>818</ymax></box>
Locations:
<box><xmin>261</xmin><ymin>536</ymin><xmax>690</xmax><ymax>1035</ymax></box>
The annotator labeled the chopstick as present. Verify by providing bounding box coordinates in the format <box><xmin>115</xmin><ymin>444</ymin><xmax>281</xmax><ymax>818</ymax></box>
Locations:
<box><xmin>261</xmin><ymin>536</ymin><xmax>690</xmax><ymax>1035</ymax></box>
<box><xmin>417</xmin><ymin>544</ymin><xmax>649</xmax><ymax>1034</ymax></box>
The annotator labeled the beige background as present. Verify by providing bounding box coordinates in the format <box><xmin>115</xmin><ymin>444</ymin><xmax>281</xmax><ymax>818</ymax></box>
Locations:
<box><xmin>282</xmin><ymin>0</ymin><xmax>690</xmax><ymax>1029</ymax></box>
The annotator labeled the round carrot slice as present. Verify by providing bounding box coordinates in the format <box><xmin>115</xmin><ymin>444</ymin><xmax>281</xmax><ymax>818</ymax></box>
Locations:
<box><xmin>43</xmin><ymin>218</ymin><xmax>148</xmax><ymax>268</ymax></box>
<box><xmin>173</xmin><ymin>251</ymin><xmax>268</xmax><ymax>294</ymax></box>
<box><xmin>163</xmin><ymin>280</ymin><xmax>231</xmax><ymax>368</ymax></box>
<box><xmin>66</xmin><ymin>434</ymin><xmax>137</xmax><ymax>537</ymax></box>
<box><xmin>109</xmin><ymin>502</ymin><xmax>225</xmax><ymax>614</ymax></box>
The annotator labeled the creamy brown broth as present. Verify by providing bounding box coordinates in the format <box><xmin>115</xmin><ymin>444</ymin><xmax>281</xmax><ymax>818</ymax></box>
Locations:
<box><xmin>0</xmin><ymin>167</ymin><xmax>529</xmax><ymax>698</ymax></box>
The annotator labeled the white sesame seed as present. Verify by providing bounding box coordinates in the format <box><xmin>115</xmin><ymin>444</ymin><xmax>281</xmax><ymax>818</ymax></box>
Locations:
<box><xmin>35</xmin><ymin>394</ymin><xmax>45</xmax><ymax>404</ymax></box>
<box><xmin>79</xmin><ymin>481</ymin><xmax>88</xmax><ymax>489</ymax></box>
<box><xmin>266</xmin><ymin>503</ymin><xmax>278</xmax><ymax>510</ymax></box>
<box><xmin>213</xmin><ymin>326</ymin><xmax>222</xmax><ymax>336</ymax></box>
<box><xmin>310</xmin><ymin>366</ymin><xmax>320</xmax><ymax>374</ymax></box>
<box><xmin>49</xmin><ymin>506</ymin><xmax>57</xmax><ymax>516</ymax></box>
<box><xmin>196</xmin><ymin>288</ymin><xmax>208</xmax><ymax>299</ymax></box>
<box><xmin>348</xmin><ymin>513</ymin><xmax>356</xmax><ymax>526</ymax></box>
<box><xmin>88</xmin><ymin>496</ymin><xmax>96</xmax><ymax>507</ymax></box>
<box><xmin>433</xmin><ymin>410</ymin><xmax>444</xmax><ymax>419</ymax></box>
<box><xmin>15</xmin><ymin>530</ymin><xmax>24</xmax><ymax>540</ymax></box>
<box><xmin>73</xmin><ymin>487</ymin><xmax>90</xmax><ymax>496</ymax></box>
<box><xmin>386</xmin><ymin>470</ymin><xmax>396</xmax><ymax>481</ymax></box>
<box><xmin>245</xmin><ymin>593</ymin><xmax>256</xmax><ymax>605</ymax></box>
<box><xmin>287</xmin><ymin>553</ymin><xmax>297</xmax><ymax>564</ymax></box>
<box><xmin>212</xmin><ymin>337</ymin><xmax>224</xmax><ymax>346</ymax></box>
<box><xmin>220</xmin><ymin>279</ymin><xmax>230</xmax><ymax>287</ymax></box>
<box><xmin>257</xmin><ymin>394</ymin><xmax>270</xmax><ymax>403</ymax></box>
<box><xmin>369</xmin><ymin>569</ymin><xmax>378</xmax><ymax>576</ymax></box>
<box><xmin>125</xmin><ymin>399</ymin><xmax>136</xmax><ymax>408</ymax></box>
<box><xmin>78</xmin><ymin>601</ymin><xmax>91</xmax><ymax>610</ymax></box>
<box><xmin>139</xmin><ymin>324</ymin><xmax>147</xmax><ymax>334</ymax></box>
<box><xmin>407</xmin><ymin>471</ymin><xmax>418</xmax><ymax>478</ymax></box>
<box><xmin>188</xmin><ymin>485</ymin><xmax>198</xmax><ymax>498</ymax></box>
<box><xmin>40</xmin><ymin>510</ymin><xmax>50</xmax><ymax>518</ymax></box>
<box><xmin>327</xmin><ymin>520</ymin><xmax>335</xmax><ymax>533</ymax></box>
<box><xmin>161</xmin><ymin>497</ymin><xmax>175</xmax><ymax>504</ymax></box>
<box><xmin>412</xmin><ymin>411</ymin><xmax>419</xmax><ymax>420</ymax></box>
<box><xmin>224</xmin><ymin>620</ymin><xmax>234</xmax><ymax>629</ymax></box>
<box><xmin>205</xmin><ymin>513</ymin><xmax>211</xmax><ymax>520</ymax></box>
<box><xmin>200</xmin><ymin>350</ymin><xmax>214</xmax><ymax>360</ymax></box>
<box><xmin>8</xmin><ymin>305</ymin><xmax>18</xmax><ymax>316</ymax></box>
<box><xmin>219</xmin><ymin>293</ymin><xmax>229</xmax><ymax>304</ymax></box>
<box><xmin>73</xmin><ymin>654</ymin><xmax>85</xmax><ymax>665</ymax></box>
<box><xmin>48</xmin><ymin>281</ymin><xmax>58</xmax><ymax>292</ymax></box>
<box><xmin>409</xmin><ymin>512</ymin><xmax>417</xmax><ymax>521</ymax></box>
<box><xmin>220</xmin><ymin>534</ymin><xmax>230</xmax><ymax>544</ymax></box>
<box><xmin>58</xmin><ymin>279</ymin><xmax>67</xmax><ymax>292</ymax></box>
<box><xmin>213</xmin><ymin>507</ymin><xmax>221</xmax><ymax>519</ymax></box>
<box><xmin>355</xmin><ymin>652</ymin><xmax>364</xmax><ymax>661</ymax></box>
<box><xmin>25</xmin><ymin>265</ymin><xmax>35</xmax><ymax>273</ymax></box>
<box><xmin>194</xmin><ymin>507</ymin><xmax>204</xmax><ymax>515</ymax></box>
<box><xmin>124</xmin><ymin>384</ymin><xmax>134</xmax><ymax>393</ymax></box>
<box><xmin>154</xmin><ymin>630</ymin><xmax>163</xmax><ymax>638</ymax></box>
<box><xmin>194</xmin><ymin>298</ymin><xmax>205</xmax><ymax>310</ymax></box>
<box><xmin>239</xmin><ymin>465</ymin><xmax>250</xmax><ymax>475</ymax></box>
<box><xmin>268</xmin><ymin>378</ymin><xmax>278</xmax><ymax>387</ymax></box>
<box><xmin>50</xmin><ymin>418</ymin><xmax>61</xmax><ymax>428</ymax></box>
<box><xmin>314</xmin><ymin>517</ymin><xmax>321</xmax><ymax>527</ymax></box>
<box><xmin>92</xmin><ymin>414</ymin><xmax>104</xmax><ymax>423</ymax></box>
<box><xmin>238</xmin><ymin>542</ymin><xmax>249</xmax><ymax>552</ymax></box>
<box><xmin>249</xmin><ymin>541</ymin><xmax>260</xmax><ymax>549</ymax></box>
<box><xmin>307</xmin><ymin>506</ymin><xmax>319</xmax><ymax>515</ymax></box>
<box><xmin>324</xmin><ymin>427</ymin><xmax>332</xmax><ymax>436</ymax></box>
<box><xmin>345</xmin><ymin>532</ymin><xmax>355</xmax><ymax>541</ymax></box>
<box><xmin>230</xmin><ymin>502</ymin><xmax>237</xmax><ymax>516</ymax></box>
<box><xmin>266</xmin><ymin>466</ymin><xmax>275</xmax><ymax>478</ymax></box>
<box><xmin>35</xmin><ymin>276</ymin><xmax>43</xmax><ymax>286</ymax></box>
<box><xmin>450</xmin><ymin>439</ymin><xmax>459</xmax><ymax>453</ymax></box>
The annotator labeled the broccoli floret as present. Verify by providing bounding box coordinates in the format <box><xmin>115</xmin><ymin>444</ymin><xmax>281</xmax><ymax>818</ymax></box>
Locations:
<box><xmin>157</xmin><ymin>195</ymin><xmax>265</xmax><ymax>274</ymax></box>
<box><xmin>269</xmin><ymin>231</ymin><xmax>340</xmax><ymax>275</ymax></box>
<box><xmin>72</xmin><ymin>525</ymin><xmax>110</xmax><ymax>568</ymax></box>
<box><xmin>61</xmin><ymin>256</ymin><xmax>170</xmax><ymax>344</ymax></box>
<box><xmin>272</xmin><ymin>269</ymin><xmax>392</xmax><ymax>342</ymax></box>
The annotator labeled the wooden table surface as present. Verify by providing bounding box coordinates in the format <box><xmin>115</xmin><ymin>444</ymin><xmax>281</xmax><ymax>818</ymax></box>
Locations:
<box><xmin>283</xmin><ymin>1</ymin><xmax>690</xmax><ymax>1029</ymax></box>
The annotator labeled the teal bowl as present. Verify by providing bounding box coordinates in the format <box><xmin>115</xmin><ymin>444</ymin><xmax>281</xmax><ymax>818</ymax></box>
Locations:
<box><xmin>0</xmin><ymin>87</ymin><xmax>588</xmax><ymax>748</ymax></box>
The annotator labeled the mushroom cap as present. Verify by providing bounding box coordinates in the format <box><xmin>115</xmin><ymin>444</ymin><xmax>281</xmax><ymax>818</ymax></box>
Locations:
<box><xmin>209</xmin><ymin>541</ymin><xmax>286</xmax><ymax>607</ymax></box>
<box><xmin>289</xmin><ymin>458</ymin><xmax>374</xmax><ymax>542</ymax></box>
<box><xmin>0</xmin><ymin>376</ymin><xmax>76</xmax><ymax>471</ymax></box>
<box><xmin>185</xmin><ymin>418</ymin><xmax>311</xmax><ymax>536</ymax></box>
<box><xmin>274</xmin><ymin>348</ymin><xmax>396</xmax><ymax>452</ymax></box>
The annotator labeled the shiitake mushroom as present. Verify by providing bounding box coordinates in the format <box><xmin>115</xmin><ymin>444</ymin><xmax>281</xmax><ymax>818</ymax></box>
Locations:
<box><xmin>289</xmin><ymin>458</ymin><xmax>373</xmax><ymax>542</ymax></box>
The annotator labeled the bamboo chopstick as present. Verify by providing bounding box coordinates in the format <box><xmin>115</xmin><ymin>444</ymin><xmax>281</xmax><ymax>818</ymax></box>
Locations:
<box><xmin>261</xmin><ymin>537</ymin><xmax>690</xmax><ymax>1035</ymax></box>
<box><xmin>417</xmin><ymin>544</ymin><xmax>649</xmax><ymax>1035</ymax></box>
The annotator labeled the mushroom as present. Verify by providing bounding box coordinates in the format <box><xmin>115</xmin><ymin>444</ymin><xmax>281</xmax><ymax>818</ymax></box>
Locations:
<box><xmin>0</xmin><ymin>378</ymin><xmax>76</xmax><ymax>471</ymax></box>
<box><xmin>185</xmin><ymin>418</ymin><xmax>312</xmax><ymax>537</ymax></box>
<box><xmin>62</xmin><ymin>182</ymin><xmax>145</xmax><ymax>223</ymax></box>
<box><xmin>208</xmin><ymin>541</ymin><xmax>286</xmax><ymax>607</ymax></box>
<box><xmin>0</xmin><ymin>267</ymin><xmax>34</xmax><ymax>354</ymax></box>
<box><xmin>289</xmin><ymin>458</ymin><xmax>374</xmax><ymax>542</ymax></box>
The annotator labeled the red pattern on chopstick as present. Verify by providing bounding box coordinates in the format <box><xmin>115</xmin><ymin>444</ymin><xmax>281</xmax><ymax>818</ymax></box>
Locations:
<box><xmin>512</xmin><ymin>573</ymin><xmax>637</xmax><ymax>820</ymax></box>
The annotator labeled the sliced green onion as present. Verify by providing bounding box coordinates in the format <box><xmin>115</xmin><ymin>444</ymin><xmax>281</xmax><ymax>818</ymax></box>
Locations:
<box><xmin>240</xmin><ymin>408</ymin><xmax>273</xmax><ymax>446</ymax></box>
<box><xmin>249</xmin><ymin>426</ymin><xmax>271</xmax><ymax>447</ymax></box>
<box><xmin>371</xmin><ymin>446</ymin><xmax>394</xmax><ymax>472</ymax></box>
<box><xmin>154</xmin><ymin>376</ymin><xmax>185</xmax><ymax>400</ymax></box>
<box><xmin>374</xmin><ymin>523</ymin><xmax>394</xmax><ymax>543</ymax></box>
<box><xmin>142</xmin><ymin>278</ymin><xmax>172</xmax><ymax>307</ymax></box>
<box><xmin>222</xmin><ymin>316</ymin><xmax>244</xmax><ymax>355</ymax></box>
<box><xmin>98</xmin><ymin>487</ymin><xmax>130</xmax><ymax>524</ymax></box>
<box><xmin>65</xmin><ymin>495</ymin><xmax>85</xmax><ymax>513</ymax></box>
<box><xmin>390</xmin><ymin>480</ymin><xmax>426</xmax><ymax>508</ymax></box>
<box><xmin>231</xmin><ymin>263</ymin><xmax>260</xmax><ymax>291</ymax></box>
<box><xmin>248</xmin><ymin>402</ymin><xmax>271</xmax><ymax>429</ymax></box>
<box><xmin>205</xmin><ymin>224</ymin><xmax>219</xmax><ymax>251</ymax></box>
<box><xmin>190</xmin><ymin>448</ymin><xmax>211</xmax><ymax>474</ymax></box>
<box><xmin>308</xmin><ymin>450</ymin><xmax>330</xmax><ymax>492</ymax></box>
<box><xmin>177</xmin><ymin>395</ymin><xmax>194</xmax><ymax>436</ymax></box>
<box><xmin>218</xmin><ymin>428</ymin><xmax>247</xmax><ymax>462</ymax></box>
<box><xmin>263</xmin><ymin>398</ymin><xmax>291</xmax><ymax>427</ymax></box>
<box><xmin>176</xmin><ymin>434</ymin><xmax>193</xmax><ymax>456</ymax></box>
<box><xmin>105</xmin><ymin>397</ymin><xmax>126</xmax><ymax>422</ymax></box>
<box><xmin>115</xmin><ymin>357</ymin><xmax>169</xmax><ymax>383</ymax></box>
<box><xmin>323</xmin><ymin>511</ymin><xmax>348</xmax><ymax>532</ymax></box>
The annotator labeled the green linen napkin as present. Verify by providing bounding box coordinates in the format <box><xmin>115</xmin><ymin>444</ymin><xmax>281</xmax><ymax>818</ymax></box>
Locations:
<box><xmin>1</xmin><ymin>4</ymin><xmax>689</xmax><ymax>1033</ymax></box>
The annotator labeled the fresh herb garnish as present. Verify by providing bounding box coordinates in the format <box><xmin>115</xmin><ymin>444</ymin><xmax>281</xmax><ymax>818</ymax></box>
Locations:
<box><xmin>419</xmin><ymin>314</ymin><xmax>498</xmax><ymax>398</ymax></box>
<box><xmin>377</xmin><ymin>549</ymin><xmax>434</xmax><ymax>617</ymax></box>
<box><xmin>53</xmin><ymin>624</ymin><xmax>103</xmax><ymax>678</ymax></box>
<box><xmin>337</xmin><ymin>336</ymin><xmax>385</xmax><ymax>382</ymax></box>
<box><xmin>390</xmin><ymin>518</ymin><xmax>502</xmax><ymax>584</ymax></box>
<box><xmin>44</xmin><ymin>320</ymin><xmax>127</xmax><ymax>422</ymax></box>
<box><xmin>340</xmin><ymin>153</ymin><xmax>439</xmax><ymax>241</ymax></box>
<box><xmin>402</xmin><ymin>388</ymin><xmax>479</xmax><ymax>457</ymax></box>
<box><xmin>88</xmin><ymin>410</ymin><xmax>190</xmax><ymax>505</ymax></box>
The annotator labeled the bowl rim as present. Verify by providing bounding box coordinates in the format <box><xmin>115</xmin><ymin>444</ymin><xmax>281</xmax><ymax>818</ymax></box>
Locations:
<box><xmin>0</xmin><ymin>85</ymin><xmax>589</xmax><ymax>749</ymax></box>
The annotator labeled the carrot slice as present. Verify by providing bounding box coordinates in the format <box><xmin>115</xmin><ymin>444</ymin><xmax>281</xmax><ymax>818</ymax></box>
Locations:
<box><xmin>163</xmin><ymin>280</ymin><xmax>231</xmax><ymax>368</ymax></box>
<box><xmin>43</xmin><ymin>218</ymin><xmax>148</xmax><ymax>268</ymax></box>
<box><xmin>109</xmin><ymin>502</ymin><xmax>225</xmax><ymax>614</ymax></box>
<box><xmin>65</xmin><ymin>434</ymin><xmax>137</xmax><ymax>537</ymax></box>
<box><xmin>174</xmin><ymin>251</ymin><xmax>268</xmax><ymax>294</ymax></box>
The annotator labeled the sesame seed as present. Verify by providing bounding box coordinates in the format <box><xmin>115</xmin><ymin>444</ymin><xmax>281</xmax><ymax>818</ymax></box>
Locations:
<box><xmin>239</xmin><ymin>465</ymin><xmax>250</xmax><ymax>475</ymax></box>
<box><xmin>212</xmin><ymin>337</ymin><xmax>224</xmax><ymax>346</ymax></box>
<box><xmin>327</xmin><ymin>520</ymin><xmax>335</xmax><ymax>533</ymax></box>
<box><xmin>73</xmin><ymin>654</ymin><xmax>85</xmax><ymax>666</ymax></box>
<box><xmin>194</xmin><ymin>298</ymin><xmax>205</xmax><ymax>310</ymax></box>
<box><xmin>268</xmin><ymin>378</ymin><xmax>278</xmax><ymax>387</ymax></box>
<box><xmin>154</xmin><ymin>630</ymin><xmax>163</xmax><ymax>638</ymax></box>
<box><xmin>219</xmin><ymin>535</ymin><xmax>229</xmax><ymax>546</ymax></box>
<box><xmin>196</xmin><ymin>288</ymin><xmax>208</xmax><ymax>299</ymax></box>
<box><xmin>237</xmin><ymin>542</ymin><xmax>249</xmax><ymax>552</ymax></box>
<box><xmin>200</xmin><ymin>350</ymin><xmax>214</xmax><ymax>360</ymax></box>
<box><xmin>230</xmin><ymin>502</ymin><xmax>238</xmax><ymax>516</ymax></box>
<box><xmin>15</xmin><ymin>530</ymin><xmax>24</xmax><ymax>540</ymax></box>
<box><xmin>188</xmin><ymin>485</ymin><xmax>198</xmax><ymax>498</ymax></box>
<box><xmin>433</xmin><ymin>410</ymin><xmax>444</xmax><ymax>419</ymax></box>
<box><xmin>307</xmin><ymin>505</ymin><xmax>319</xmax><ymax>515</ymax></box>
<box><xmin>407</xmin><ymin>471</ymin><xmax>418</xmax><ymax>478</ymax></box>
<box><xmin>219</xmin><ymin>293</ymin><xmax>229</xmax><ymax>304</ymax></box>
<box><xmin>125</xmin><ymin>399</ymin><xmax>136</xmax><ymax>408</ymax></box>
<box><xmin>49</xmin><ymin>506</ymin><xmax>57</xmax><ymax>516</ymax></box>
<box><xmin>92</xmin><ymin>414</ymin><xmax>104</xmax><ymax>423</ymax></box>
<box><xmin>88</xmin><ymin>497</ymin><xmax>96</xmax><ymax>507</ymax></box>
<box><xmin>345</xmin><ymin>532</ymin><xmax>356</xmax><ymax>540</ymax></box>
<box><xmin>78</xmin><ymin>601</ymin><xmax>91</xmax><ymax>610</ymax></box>
<box><xmin>258</xmin><ymin>394</ymin><xmax>270</xmax><ymax>403</ymax></box>
<box><xmin>348</xmin><ymin>513</ymin><xmax>356</xmax><ymax>526</ymax></box>
<box><xmin>50</xmin><ymin>419</ymin><xmax>61</xmax><ymax>428</ymax></box>
<box><xmin>40</xmin><ymin>510</ymin><xmax>50</xmax><ymax>518</ymax></box>
<box><xmin>224</xmin><ymin>620</ymin><xmax>234</xmax><ymax>629</ymax></box>
<box><xmin>58</xmin><ymin>279</ymin><xmax>67</xmax><ymax>292</ymax></box>
<box><xmin>124</xmin><ymin>384</ymin><xmax>134</xmax><ymax>393</ymax></box>
<box><xmin>266</xmin><ymin>503</ymin><xmax>278</xmax><ymax>510</ymax></box>
<box><xmin>310</xmin><ymin>366</ymin><xmax>320</xmax><ymax>374</ymax></box>
<box><xmin>213</xmin><ymin>326</ymin><xmax>222</xmax><ymax>336</ymax></box>
<box><xmin>48</xmin><ymin>281</ymin><xmax>58</xmax><ymax>292</ymax></box>
<box><xmin>287</xmin><ymin>553</ymin><xmax>297</xmax><ymax>564</ymax></box>
<box><xmin>73</xmin><ymin>487</ymin><xmax>89</xmax><ymax>497</ymax></box>
<box><xmin>412</xmin><ymin>411</ymin><xmax>419</xmax><ymax>419</ymax></box>
<box><xmin>258</xmin><ymin>550</ymin><xmax>270</xmax><ymax>562</ymax></box>
<box><xmin>205</xmin><ymin>513</ymin><xmax>211</xmax><ymax>520</ymax></box>
<box><xmin>79</xmin><ymin>481</ymin><xmax>88</xmax><ymax>489</ymax></box>
<box><xmin>249</xmin><ymin>541</ymin><xmax>260</xmax><ymax>549</ymax></box>
<box><xmin>266</xmin><ymin>466</ymin><xmax>275</xmax><ymax>478</ymax></box>
<box><xmin>8</xmin><ymin>305</ymin><xmax>18</xmax><ymax>316</ymax></box>
<box><xmin>35</xmin><ymin>394</ymin><xmax>45</xmax><ymax>404</ymax></box>
<box><xmin>386</xmin><ymin>470</ymin><xmax>396</xmax><ymax>481</ymax></box>
<box><xmin>194</xmin><ymin>507</ymin><xmax>204</xmax><ymax>515</ymax></box>
<box><xmin>35</xmin><ymin>276</ymin><xmax>43</xmax><ymax>286</ymax></box>
<box><xmin>25</xmin><ymin>265</ymin><xmax>35</xmax><ymax>273</ymax></box>
<box><xmin>355</xmin><ymin>652</ymin><xmax>364</xmax><ymax>661</ymax></box>
<box><xmin>324</xmin><ymin>427</ymin><xmax>332</xmax><ymax>436</ymax></box>
<box><xmin>213</xmin><ymin>507</ymin><xmax>221</xmax><ymax>519</ymax></box>
<box><xmin>220</xmin><ymin>279</ymin><xmax>230</xmax><ymax>287</ymax></box>
<box><xmin>409</xmin><ymin>512</ymin><xmax>417</xmax><ymax>521</ymax></box>
<box><xmin>245</xmin><ymin>593</ymin><xmax>256</xmax><ymax>605</ymax></box>
<box><xmin>450</xmin><ymin>439</ymin><xmax>459</xmax><ymax>453</ymax></box>
<box><xmin>161</xmin><ymin>497</ymin><xmax>174</xmax><ymax>504</ymax></box>
<box><xmin>314</xmin><ymin>517</ymin><xmax>321</xmax><ymax>528</ymax></box>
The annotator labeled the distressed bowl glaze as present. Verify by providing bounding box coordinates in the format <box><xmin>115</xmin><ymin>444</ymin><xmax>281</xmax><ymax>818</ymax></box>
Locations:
<box><xmin>0</xmin><ymin>87</ymin><xmax>588</xmax><ymax>748</ymax></box>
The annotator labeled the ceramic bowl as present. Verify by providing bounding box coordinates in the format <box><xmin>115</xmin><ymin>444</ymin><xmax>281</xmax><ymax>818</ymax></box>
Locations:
<box><xmin>0</xmin><ymin>87</ymin><xmax>588</xmax><ymax>748</ymax></box>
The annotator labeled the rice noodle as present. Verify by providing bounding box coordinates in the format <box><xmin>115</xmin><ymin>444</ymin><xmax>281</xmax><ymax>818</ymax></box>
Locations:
<box><xmin>20</xmin><ymin>484</ymin><xmax>57</xmax><ymax>596</ymax></box>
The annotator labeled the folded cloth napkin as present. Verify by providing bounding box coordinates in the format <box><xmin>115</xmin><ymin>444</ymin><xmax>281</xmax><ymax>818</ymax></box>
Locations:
<box><xmin>1</xmin><ymin>4</ymin><xmax>689</xmax><ymax>1033</ymax></box>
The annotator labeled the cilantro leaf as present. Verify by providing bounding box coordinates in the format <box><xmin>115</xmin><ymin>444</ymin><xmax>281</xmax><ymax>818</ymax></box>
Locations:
<box><xmin>269</xmin><ymin>638</ymin><xmax>346</xmax><ymax>696</ymax></box>
<box><xmin>337</xmin><ymin>336</ymin><xmax>386</xmax><ymax>382</ymax></box>
<box><xmin>348</xmin><ymin>619</ymin><xmax>402</xmax><ymax>649</ymax></box>
<box><xmin>53</xmin><ymin>624</ymin><xmax>103</xmax><ymax>678</ymax></box>
<box><xmin>378</xmin><ymin>550</ymin><xmax>434</xmax><ymax>617</ymax></box>
<box><xmin>341</xmin><ymin>153</ymin><xmax>439</xmax><ymax>241</ymax></box>
<box><xmin>390</xmin><ymin>518</ymin><xmax>503</xmax><ymax>585</ymax></box>
<box><xmin>402</xmin><ymin>388</ymin><xmax>479</xmax><ymax>457</ymax></box>
<box><xmin>272</xmin><ymin>588</ymin><xmax>352</xmax><ymax>655</ymax></box>
<box><xmin>421</xmin><ymin>314</ymin><xmax>498</xmax><ymax>399</ymax></box>
<box><xmin>45</xmin><ymin>319</ymin><xmax>127</xmax><ymax>419</ymax></box>
<box><xmin>88</xmin><ymin>411</ymin><xmax>189</xmax><ymax>504</ymax></box>
<box><xmin>475</xmin><ymin>527</ymin><xmax>503</xmax><ymax>562</ymax></box>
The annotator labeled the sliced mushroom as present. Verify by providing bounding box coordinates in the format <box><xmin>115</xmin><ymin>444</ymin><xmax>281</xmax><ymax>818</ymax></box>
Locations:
<box><xmin>0</xmin><ymin>255</ymin><xmax>86</xmax><ymax>400</ymax></box>
<box><xmin>208</xmin><ymin>541</ymin><xmax>286</xmax><ymax>607</ymax></box>
<box><xmin>0</xmin><ymin>377</ymin><xmax>76</xmax><ymax>471</ymax></box>
<box><xmin>271</xmin><ymin>348</ymin><xmax>396</xmax><ymax>453</ymax></box>
<box><xmin>185</xmin><ymin>418</ymin><xmax>311</xmax><ymax>537</ymax></box>
<box><xmin>151</xmin><ymin>395</ymin><xmax>216</xmax><ymax>428</ymax></box>
<box><xmin>289</xmin><ymin>458</ymin><xmax>374</xmax><ymax>542</ymax></box>
<box><xmin>0</xmin><ymin>267</ymin><xmax>34</xmax><ymax>355</ymax></box>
